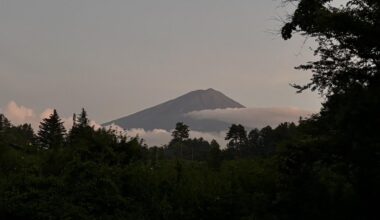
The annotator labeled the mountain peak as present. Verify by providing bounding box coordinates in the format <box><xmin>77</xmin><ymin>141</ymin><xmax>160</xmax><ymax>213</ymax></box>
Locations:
<box><xmin>186</xmin><ymin>88</ymin><xmax>217</xmax><ymax>95</ymax></box>
<box><xmin>104</xmin><ymin>89</ymin><xmax>245</xmax><ymax>131</ymax></box>
<box><xmin>164</xmin><ymin>88</ymin><xmax>245</xmax><ymax>110</ymax></box>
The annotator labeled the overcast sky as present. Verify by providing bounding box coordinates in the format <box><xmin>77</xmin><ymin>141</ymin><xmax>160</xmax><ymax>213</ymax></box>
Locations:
<box><xmin>0</xmin><ymin>0</ymin><xmax>323</xmax><ymax>123</ymax></box>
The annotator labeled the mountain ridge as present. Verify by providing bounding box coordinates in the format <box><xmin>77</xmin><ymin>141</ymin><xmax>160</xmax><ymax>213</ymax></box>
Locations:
<box><xmin>103</xmin><ymin>88</ymin><xmax>245</xmax><ymax>131</ymax></box>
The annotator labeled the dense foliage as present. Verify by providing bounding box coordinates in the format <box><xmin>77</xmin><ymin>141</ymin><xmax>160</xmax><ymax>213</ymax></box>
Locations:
<box><xmin>279</xmin><ymin>0</ymin><xmax>380</xmax><ymax>219</ymax></box>
<box><xmin>0</xmin><ymin>111</ymin><xmax>295</xmax><ymax>219</ymax></box>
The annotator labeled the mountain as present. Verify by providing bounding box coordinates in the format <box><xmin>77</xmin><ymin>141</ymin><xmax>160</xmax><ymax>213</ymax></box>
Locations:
<box><xmin>103</xmin><ymin>88</ymin><xmax>245</xmax><ymax>131</ymax></box>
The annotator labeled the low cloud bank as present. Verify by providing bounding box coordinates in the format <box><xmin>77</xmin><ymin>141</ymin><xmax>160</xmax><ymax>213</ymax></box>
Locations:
<box><xmin>2</xmin><ymin>101</ymin><xmax>37</xmax><ymax>126</ymax></box>
<box><xmin>186</xmin><ymin>107</ymin><xmax>314</xmax><ymax>129</ymax></box>
<box><xmin>124</xmin><ymin>128</ymin><xmax>227</xmax><ymax>147</ymax></box>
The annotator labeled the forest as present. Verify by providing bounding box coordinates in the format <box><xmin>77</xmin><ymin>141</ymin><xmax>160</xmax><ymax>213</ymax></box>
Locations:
<box><xmin>1</xmin><ymin>0</ymin><xmax>380</xmax><ymax>219</ymax></box>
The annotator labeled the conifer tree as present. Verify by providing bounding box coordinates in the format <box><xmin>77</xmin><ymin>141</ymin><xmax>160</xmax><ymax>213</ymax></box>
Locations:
<box><xmin>77</xmin><ymin>108</ymin><xmax>89</xmax><ymax>128</ymax></box>
<box><xmin>72</xmin><ymin>113</ymin><xmax>77</xmax><ymax>127</ymax></box>
<box><xmin>0</xmin><ymin>114</ymin><xmax>11</xmax><ymax>132</ymax></box>
<box><xmin>38</xmin><ymin>109</ymin><xmax>66</xmax><ymax>149</ymax></box>
<box><xmin>68</xmin><ymin>108</ymin><xmax>92</xmax><ymax>142</ymax></box>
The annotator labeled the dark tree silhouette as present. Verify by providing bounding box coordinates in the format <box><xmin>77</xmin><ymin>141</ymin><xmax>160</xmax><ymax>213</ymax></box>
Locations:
<box><xmin>0</xmin><ymin>114</ymin><xmax>11</xmax><ymax>132</ymax></box>
<box><xmin>282</xmin><ymin>0</ymin><xmax>380</xmax><ymax>95</ymax></box>
<box><xmin>208</xmin><ymin>139</ymin><xmax>222</xmax><ymax>170</ymax></box>
<box><xmin>68</xmin><ymin>108</ymin><xmax>93</xmax><ymax>143</ymax></box>
<box><xmin>278</xmin><ymin>1</ymin><xmax>380</xmax><ymax>219</ymax></box>
<box><xmin>171</xmin><ymin>122</ymin><xmax>190</xmax><ymax>142</ymax></box>
<box><xmin>248</xmin><ymin>128</ymin><xmax>260</xmax><ymax>147</ymax></box>
<box><xmin>37</xmin><ymin>109</ymin><xmax>66</xmax><ymax>149</ymax></box>
<box><xmin>225</xmin><ymin>124</ymin><xmax>247</xmax><ymax>150</ymax></box>
<box><xmin>77</xmin><ymin>108</ymin><xmax>90</xmax><ymax>128</ymax></box>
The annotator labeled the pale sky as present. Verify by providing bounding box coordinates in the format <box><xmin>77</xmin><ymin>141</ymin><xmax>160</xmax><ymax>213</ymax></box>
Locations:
<box><xmin>0</xmin><ymin>0</ymin><xmax>323</xmax><ymax>123</ymax></box>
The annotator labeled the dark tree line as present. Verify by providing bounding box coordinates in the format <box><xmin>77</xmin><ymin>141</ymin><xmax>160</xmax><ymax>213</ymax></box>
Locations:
<box><xmin>0</xmin><ymin>110</ymin><xmax>330</xmax><ymax>219</ymax></box>
<box><xmin>0</xmin><ymin>112</ymin><xmax>282</xmax><ymax>219</ymax></box>
<box><xmin>223</xmin><ymin>123</ymin><xmax>297</xmax><ymax>158</ymax></box>
<box><xmin>162</xmin><ymin>122</ymin><xmax>297</xmax><ymax>163</ymax></box>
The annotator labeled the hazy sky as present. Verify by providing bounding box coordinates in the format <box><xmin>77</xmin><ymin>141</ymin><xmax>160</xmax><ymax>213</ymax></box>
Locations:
<box><xmin>1</xmin><ymin>0</ymin><xmax>322</xmax><ymax>123</ymax></box>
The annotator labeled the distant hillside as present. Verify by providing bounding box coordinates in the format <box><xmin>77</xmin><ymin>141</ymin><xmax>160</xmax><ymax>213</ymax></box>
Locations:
<box><xmin>103</xmin><ymin>88</ymin><xmax>245</xmax><ymax>131</ymax></box>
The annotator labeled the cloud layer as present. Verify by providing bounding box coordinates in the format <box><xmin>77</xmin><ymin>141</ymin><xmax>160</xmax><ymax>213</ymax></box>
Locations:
<box><xmin>186</xmin><ymin>107</ymin><xmax>314</xmax><ymax>129</ymax></box>
<box><xmin>2</xmin><ymin>101</ymin><xmax>36</xmax><ymax>126</ymax></box>
<box><xmin>124</xmin><ymin>128</ymin><xmax>227</xmax><ymax>147</ymax></box>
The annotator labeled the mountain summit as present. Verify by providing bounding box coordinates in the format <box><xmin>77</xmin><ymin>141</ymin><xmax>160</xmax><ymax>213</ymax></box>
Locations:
<box><xmin>103</xmin><ymin>89</ymin><xmax>245</xmax><ymax>131</ymax></box>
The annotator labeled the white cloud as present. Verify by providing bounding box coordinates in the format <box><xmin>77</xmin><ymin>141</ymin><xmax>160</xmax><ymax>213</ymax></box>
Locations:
<box><xmin>125</xmin><ymin>128</ymin><xmax>171</xmax><ymax>147</ymax></box>
<box><xmin>186</xmin><ymin>107</ymin><xmax>314</xmax><ymax>129</ymax></box>
<box><xmin>3</xmin><ymin>101</ymin><xmax>36</xmax><ymax>126</ymax></box>
<box><xmin>104</xmin><ymin>123</ymin><xmax>126</xmax><ymax>135</ymax></box>
<box><xmin>90</xmin><ymin>120</ymin><xmax>102</xmax><ymax>130</ymax></box>
<box><xmin>39</xmin><ymin>108</ymin><xmax>55</xmax><ymax>120</ymax></box>
<box><xmin>123</xmin><ymin>128</ymin><xmax>227</xmax><ymax>147</ymax></box>
<box><xmin>62</xmin><ymin>116</ymin><xmax>74</xmax><ymax>130</ymax></box>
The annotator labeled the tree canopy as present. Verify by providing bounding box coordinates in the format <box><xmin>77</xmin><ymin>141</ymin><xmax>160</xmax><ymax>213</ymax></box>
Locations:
<box><xmin>278</xmin><ymin>1</ymin><xmax>380</xmax><ymax>218</ymax></box>
<box><xmin>225</xmin><ymin>124</ymin><xmax>248</xmax><ymax>150</ymax></box>
<box><xmin>282</xmin><ymin>0</ymin><xmax>380</xmax><ymax>95</ymax></box>
<box><xmin>171</xmin><ymin>122</ymin><xmax>190</xmax><ymax>142</ymax></box>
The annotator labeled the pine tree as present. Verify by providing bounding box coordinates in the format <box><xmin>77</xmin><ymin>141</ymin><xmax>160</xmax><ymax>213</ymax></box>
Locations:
<box><xmin>0</xmin><ymin>114</ymin><xmax>11</xmax><ymax>132</ymax></box>
<box><xmin>38</xmin><ymin>109</ymin><xmax>66</xmax><ymax>149</ymax></box>
<box><xmin>77</xmin><ymin>108</ymin><xmax>89</xmax><ymax>128</ymax></box>
<box><xmin>68</xmin><ymin>108</ymin><xmax>92</xmax><ymax>142</ymax></box>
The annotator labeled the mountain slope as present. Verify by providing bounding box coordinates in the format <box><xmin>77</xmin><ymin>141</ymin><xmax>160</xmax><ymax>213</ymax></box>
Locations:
<box><xmin>103</xmin><ymin>88</ymin><xmax>245</xmax><ymax>131</ymax></box>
